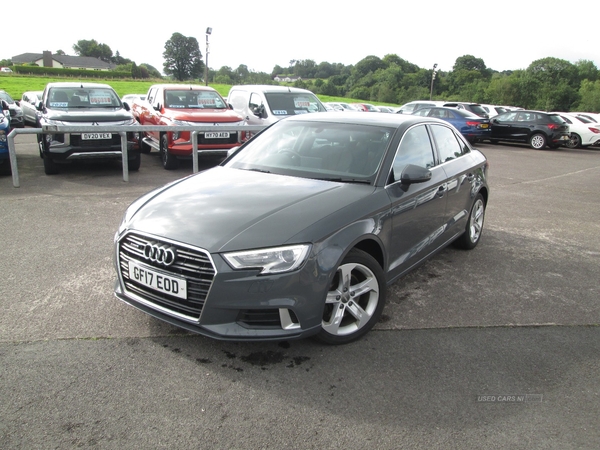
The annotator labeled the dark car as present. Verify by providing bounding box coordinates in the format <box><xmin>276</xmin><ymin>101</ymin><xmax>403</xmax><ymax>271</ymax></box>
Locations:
<box><xmin>490</xmin><ymin>110</ymin><xmax>570</xmax><ymax>149</ymax></box>
<box><xmin>443</xmin><ymin>102</ymin><xmax>489</xmax><ymax>118</ymax></box>
<box><xmin>0</xmin><ymin>101</ymin><xmax>11</xmax><ymax>174</ymax></box>
<box><xmin>114</xmin><ymin>112</ymin><xmax>489</xmax><ymax>344</ymax></box>
<box><xmin>0</xmin><ymin>90</ymin><xmax>25</xmax><ymax>129</ymax></box>
<box><xmin>412</xmin><ymin>106</ymin><xmax>491</xmax><ymax>143</ymax></box>
<box><xmin>37</xmin><ymin>82</ymin><xmax>140</xmax><ymax>175</ymax></box>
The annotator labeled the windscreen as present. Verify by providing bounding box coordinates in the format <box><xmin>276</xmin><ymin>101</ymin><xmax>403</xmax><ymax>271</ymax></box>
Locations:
<box><xmin>226</xmin><ymin>120</ymin><xmax>393</xmax><ymax>182</ymax></box>
<box><xmin>164</xmin><ymin>90</ymin><xmax>226</xmax><ymax>109</ymax></box>
<box><xmin>264</xmin><ymin>92</ymin><xmax>327</xmax><ymax>116</ymax></box>
<box><xmin>47</xmin><ymin>87</ymin><xmax>121</xmax><ymax>108</ymax></box>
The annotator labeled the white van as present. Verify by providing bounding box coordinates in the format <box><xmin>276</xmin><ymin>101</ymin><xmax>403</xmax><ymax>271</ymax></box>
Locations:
<box><xmin>227</xmin><ymin>85</ymin><xmax>327</xmax><ymax>126</ymax></box>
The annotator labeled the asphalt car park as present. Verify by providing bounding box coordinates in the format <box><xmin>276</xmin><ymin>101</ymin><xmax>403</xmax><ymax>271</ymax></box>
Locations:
<box><xmin>1</xmin><ymin>134</ymin><xmax>599</xmax><ymax>448</ymax></box>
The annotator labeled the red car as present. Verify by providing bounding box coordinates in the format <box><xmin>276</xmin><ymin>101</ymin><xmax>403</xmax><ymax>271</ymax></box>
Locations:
<box><xmin>133</xmin><ymin>84</ymin><xmax>246</xmax><ymax>169</ymax></box>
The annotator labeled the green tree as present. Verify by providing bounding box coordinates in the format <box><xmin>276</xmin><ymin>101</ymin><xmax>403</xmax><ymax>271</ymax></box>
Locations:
<box><xmin>575</xmin><ymin>79</ymin><xmax>600</xmax><ymax>112</ymax></box>
<box><xmin>525</xmin><ymin>58</ymin><xmax>579</xmax><ymax>110</ymax></box>
<box><xmin>575</xmin><ymin>59</ymin><xmax>599</xmax><ymax>83</ymax></box>
<box><xmin>163</xmin><ymin>33</ymin><xmax>203</xmax><ymax>81</ymax></box>
<box><xmin>73</xmin><ymin>39</ymin><xmax>113</xmax><ymax>62</ymax></box>
<box><xmin>140</xmin><ymin>64</ymin><xmax>161</xmax><ymax>78</ymax></box>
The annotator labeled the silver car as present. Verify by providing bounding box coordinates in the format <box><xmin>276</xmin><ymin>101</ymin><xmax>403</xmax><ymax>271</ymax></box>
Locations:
<box><xmin>114</xmin><ymin>112</ymin><xmax>489</xmax><ymax>344</ymax></box>
<box><xmin>20</xmin><ymin>91</ymin><xmax>43</xmax><ymax>126</ymax></box>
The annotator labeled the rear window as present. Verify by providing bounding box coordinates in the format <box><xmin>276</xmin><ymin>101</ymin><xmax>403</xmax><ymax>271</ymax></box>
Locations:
<box><xmin>548</xmin><ymin>114</ymin><xmax>567</xmax><ymax>124</ymax></box>
<box><xmin>469</xmin><ymin>105</ymin><xmax>487</xmax><ymax>116</ymax></box>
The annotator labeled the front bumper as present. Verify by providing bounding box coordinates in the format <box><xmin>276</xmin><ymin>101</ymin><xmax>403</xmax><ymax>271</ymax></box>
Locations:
<box><xmin>114</xmin><ymin>230</ymin><xmax>326</xmax><ymax>341</ymax></box>
<box><xmin>43</xmin><ymin>132</ymin><xmax>139</xmax><ymax>161</ymax></box>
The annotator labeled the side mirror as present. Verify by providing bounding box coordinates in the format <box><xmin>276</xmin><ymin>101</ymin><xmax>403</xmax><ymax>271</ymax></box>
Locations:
<box><xmin>123</xmin><ymin>102</ymin><xmax>131</xmax><ymax>111</ymax></box>
<box><xmin>0</xmin><ymin>100</ymin><xmax>8</xmax><ymax>111</ymax></box>
<box><xmin>153</xmin><ymin>103</ymin><xmax>161</xmax><ymax>112</ymax></box>
<box><xmin>399</xmin><ymin>164</ymin><xmax>432</xmax><ymax>185</ymax></box>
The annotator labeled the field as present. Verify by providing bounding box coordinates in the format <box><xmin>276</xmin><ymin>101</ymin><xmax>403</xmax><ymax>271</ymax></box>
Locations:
<box><xmin>0</xmin><ymin>74</ymin><xmax>382</xmax><ymax>106</ymax></box>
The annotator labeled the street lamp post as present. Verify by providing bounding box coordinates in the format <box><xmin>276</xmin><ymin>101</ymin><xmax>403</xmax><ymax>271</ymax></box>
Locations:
<box><xmin>429</xmin><ymin>63</ymin><xmax>438</xmax><ymax>101</ymax></box>
<box><xmin>205</xmin><ymin>27</ymin><xmax>212</xmax><ymax>86</ymax></box>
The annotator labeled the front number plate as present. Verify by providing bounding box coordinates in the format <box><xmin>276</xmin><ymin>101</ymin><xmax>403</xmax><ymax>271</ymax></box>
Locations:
<box><xmin>205</xmin><ymin>132</ymin><xmax>230</xmax><ymax>139</ymax></box>
<box><xmin>128</xmin><ymin>261</ymin><xmax>187</xmax><ymax>299</ymax></box>
<box><xmin>82</xmin><ymin>133</ymin><xmax>112</xmax><ymax>140</ymax></box>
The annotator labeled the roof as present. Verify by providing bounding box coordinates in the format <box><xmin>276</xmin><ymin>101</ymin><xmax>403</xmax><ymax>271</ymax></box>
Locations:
<box><xmin>45</xmin><ymin>82</ymin><xmax>113</xmax><ymax>89</ymax></box>
<box><xmin>283</xmin><ymin>111</ymin><xmax>445</xmax><ymax>129</ymax></box>
<box><xmin>229</xmin><ymin>85</ymin><xmax>315</xmax><ymax>94</ymax></box>
<box><xmin>153</xmin><ymin>84</ymin><xmax>217</xmax><ymax>91</ymax></box>
<box><xmin>11</xmin><ymin>53</ymin><xmax>114</xmax><ymax>70</ymax></box>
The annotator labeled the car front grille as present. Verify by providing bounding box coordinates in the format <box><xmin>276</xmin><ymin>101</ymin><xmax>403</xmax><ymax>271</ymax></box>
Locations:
<box><xmin>118</xmin><ymin>232</ymin><xmax>215</xmax><ymax>320</ymax></box>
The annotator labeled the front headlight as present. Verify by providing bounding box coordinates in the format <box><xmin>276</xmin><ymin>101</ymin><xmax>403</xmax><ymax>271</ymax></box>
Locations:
<box><xmin>223</xmin><ymin>244</ymin><xmax>311</xmax><ymax>274</ymax></box>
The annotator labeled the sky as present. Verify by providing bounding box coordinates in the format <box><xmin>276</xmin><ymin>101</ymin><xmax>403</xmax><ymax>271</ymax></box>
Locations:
<box><xmin>4</xmin><ymin>0</ymin><xmax>600</xmax><ymax>76</ymax></box>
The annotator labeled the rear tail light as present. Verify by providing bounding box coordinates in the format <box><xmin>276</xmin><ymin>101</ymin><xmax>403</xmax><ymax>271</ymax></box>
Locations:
<box><xmin>547</xmin><ymin>124</ymin><xmax>560</xmax><ymax>130</ymax></box>
<box><xmin>588</xmin><ymin>127</ymin><xmax>600</xmax><ymax>134</ymax></box>
<box><xmin>466</xmin><ymin>121</ymin><xmax>479</xmax><ymax>126</ymax></box>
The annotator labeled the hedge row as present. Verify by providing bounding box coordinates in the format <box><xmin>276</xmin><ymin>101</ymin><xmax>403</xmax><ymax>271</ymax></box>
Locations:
<box><xmin>12</xmin><ymin>65</ymin><xmax>132</xmax><ymax>79</ymax></box>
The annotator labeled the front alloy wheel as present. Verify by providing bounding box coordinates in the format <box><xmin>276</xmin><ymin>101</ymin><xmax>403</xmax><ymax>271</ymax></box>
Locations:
<box><xmin>316</xmin><ymin>249</ymin><xmax>385</xmax><ymax>345</ymax></box>
<box><xmin>160</xmin><ymin>133</ymin><xmax>178</xmax><ymax>170</ymax></box>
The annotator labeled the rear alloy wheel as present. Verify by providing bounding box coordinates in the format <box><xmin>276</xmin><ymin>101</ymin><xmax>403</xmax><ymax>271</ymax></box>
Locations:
<box><xmin>454</xmin><ymin>193</ymin><xmax>485</xmax><ymax>250</ymax></box>
<box><xmin>315</xmin><ymin>249</ymin><xmax>386</xmax><ymax>345</ymax></box>
<box><xmin>160</xmin><ymin>133</ymin><xmax>178</xmax><ymax>170</ymax></box>
<box><xmin>529</xmin><ymin>133</ymin><xmax>547</xmax><ymax>150</ymax></box>
<box><xmin>565</xmin><ymin>133</ymin><xmax>581</xmax><ymax>149</ymax></box>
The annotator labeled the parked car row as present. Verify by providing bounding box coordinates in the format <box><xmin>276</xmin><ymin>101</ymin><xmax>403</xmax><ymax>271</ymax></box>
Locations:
<box><xmin>0</xmin><ymin>90</ymin><xmax>25</xmax><ymax>129</ymax></box>
<box><xmin>0</xmin><ymin>101</ymin><xmax>11</xmax><ymax>174</ymax></box>
<box><xmin>396</xmin><ymin>99</ymin><xmax>600</xmax><ymax>149</ymax></box>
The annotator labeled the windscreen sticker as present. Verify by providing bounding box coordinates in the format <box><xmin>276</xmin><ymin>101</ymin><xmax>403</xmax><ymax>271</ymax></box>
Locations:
<box><xmin>50</xmin><ymin>102</ymin><xmax>68</xmax><ymax>107</ymax></box>
<box><xmin>197</xmin><ymin>98</ymin><xmax>216</xmax><ymax>106</ymax></box>
<box><xmin>89</xmin><ymin>90</ymin><xmax>113</xmax><ymax>105</ymax></box>
<box><xmin>294</xmin><ymin>110</ymin><xmax>309</xmax><ymax>115</ymax></box>
<box><xmin>294</xmin><ymin>97</ymin><xmax>311</xmax><ymax>108</ymax></box>
<box><xmin>273</xmin><ymin>110</ymin><xmax>288</xmax><ymax>115</ymax></box>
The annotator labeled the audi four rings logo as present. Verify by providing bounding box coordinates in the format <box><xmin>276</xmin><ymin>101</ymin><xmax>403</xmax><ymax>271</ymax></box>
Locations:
<box><xmin>143</xmin><ymin>243</ymin><xmax>176</xmax><ymax>266</ymax></box>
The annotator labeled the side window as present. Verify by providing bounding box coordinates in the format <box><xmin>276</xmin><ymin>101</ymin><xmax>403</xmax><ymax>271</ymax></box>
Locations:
<box><xmin>391</xmin><ymin>125</ymin><xmax>435</xmax><ymax>182</ymax></box>
<box><xmin>249</xmin><ymin>93</ymin><xmax>262</xmax><ymax>109</ymax></box>
<box><xmin>147</xmin><ymin>88</ymin><xmax>156</xmax><ymax>105</ymax></box>
<box><xmin>431</xmin><ymin>125</ymin><xmax>467</xmax><ymax>162</ymax></box>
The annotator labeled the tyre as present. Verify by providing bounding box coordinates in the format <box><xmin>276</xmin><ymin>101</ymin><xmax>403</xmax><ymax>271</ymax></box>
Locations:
<box><xmin>42</xmin><ymin>153</ymin><xmax>60</xmax><ymax>175</ymax></box>
<box><xmin>490</xmin><ymin>139</ymin><xmax>499</xmax><ymax>145</ymax></box>
<box><xmin>139</xmin><ymin>132</ymin><xmax>152</xmax><ymax>154</ymax></box>
<box><xmin>454</xmin><ymin>193</ymin><xmax>485</xmax><ymax>250</ymax></box>
<box><xmin>315</xmin><ymin>248</ymin><xmax>386</xmax><ymax>345</ymax></box>
<box><xmin>565</xmin><ymin>133</ymin><xmax>581</xmax><ymax>149</ymax></box>
<box><xmin>529</xmin><ymin>133</ymin><xmax>547</xmax><ymax>150</ymax></box>
<box><xmin>128</xmin><ymin>152</ymin><xmax>141</xmax><ymax>171</ymax></box>
<box><xmin>160</xmin><ymin>133</ymin><xmax>178</xmax><ymax>170</ymax></box>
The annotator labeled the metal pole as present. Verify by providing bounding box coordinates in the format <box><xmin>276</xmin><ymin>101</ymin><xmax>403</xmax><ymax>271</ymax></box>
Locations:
<box><xmin>429</xmin><ymin>63</ymin><xmax>438</xmax><ymax>101</ymax></box>
<box><xmin>205</xmin><ymin>27</ymin><xmax>211</xmax><ymax>86</ymax></box>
